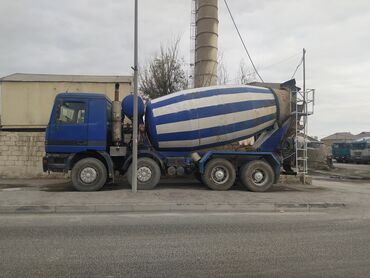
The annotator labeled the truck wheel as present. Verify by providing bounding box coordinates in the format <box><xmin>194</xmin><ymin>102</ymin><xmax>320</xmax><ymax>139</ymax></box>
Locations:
<box><xmin>127</xmin><ymin>157</ymin><xmax>161</xmax><ymax>190</ymax></box>
<box><xmin>71</xmin><ymin>158</ymin><xmax>107</xmax><ymax>191</ymax></box>
<box><xmin>240</xmin><ymin>160</ymin><xmax>274</xmax><ymax>192</ymax></box>
<box><xmin>201</xmin><ymin>158</ymin><xmax>236</xmax><ymax>191</ymax></box>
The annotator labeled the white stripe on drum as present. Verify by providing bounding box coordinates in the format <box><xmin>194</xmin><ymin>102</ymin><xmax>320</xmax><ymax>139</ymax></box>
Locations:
<box><xmin>153</xmin><ymin>92</ymin><xmax>274</xmax><ymax>117</ymax></box>
<box><xmin>150</xmin><ymin>84</ymin><xmax>270</xmax><ymax>104</ymax></box>
<box><xmin>156</xmin><ymin>106</ymin><xmax>277</xmax><ymax>134</ymax></box>
<box><xmin>158</xmin><ymin>119</ymin><xmax>276</xmax><ymax>148</ymax></box>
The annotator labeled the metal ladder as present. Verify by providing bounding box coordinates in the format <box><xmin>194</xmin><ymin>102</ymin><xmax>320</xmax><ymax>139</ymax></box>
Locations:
<box><xmin>294</xmin><ymin>88</ymin><xmax>315</xmax><ymax>182</ymax></box>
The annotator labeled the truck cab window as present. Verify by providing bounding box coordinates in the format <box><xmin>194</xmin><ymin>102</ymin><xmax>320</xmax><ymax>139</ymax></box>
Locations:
<box><xmin>58</xmin><ymin>102</ymin><xmax>85</xmax><ymax>124</ymax></box>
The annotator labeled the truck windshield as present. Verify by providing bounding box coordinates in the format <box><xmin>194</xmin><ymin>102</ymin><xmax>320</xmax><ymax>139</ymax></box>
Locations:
<box><xmin>352</xmin><ymin>143</ymin><xmax>366</xmax><ymax>150</ymax></box>
<box><xmin>58</xmin><ymin>102</ymin><xmax>85</xmax><ymax>124</ymax></box>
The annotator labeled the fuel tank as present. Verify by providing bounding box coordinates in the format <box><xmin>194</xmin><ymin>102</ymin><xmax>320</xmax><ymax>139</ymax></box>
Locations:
<box><xmin>145</xmin><ymin>85</ymin><xmax>291</xmax><ymax>151</ymax></box>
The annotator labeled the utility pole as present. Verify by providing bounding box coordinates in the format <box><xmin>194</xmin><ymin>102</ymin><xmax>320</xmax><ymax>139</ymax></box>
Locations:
<box><xmin>131</xmin><ymin>0</ymin><xmax>139</xmax><ymax>193</ymax></box>
<box><xmin>302</xmin><ymin>48</ymin><xmax>306</xmax><ymax>185</ymax></box>
<box><xmin>303</xmin><ymin>48</ymin><xmax>306</xmax><ymax>98</ymax></box>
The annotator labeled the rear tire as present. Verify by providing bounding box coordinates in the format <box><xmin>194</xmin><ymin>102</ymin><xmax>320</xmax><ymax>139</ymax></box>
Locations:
<box><xmin>127</xmin><ymin>157</ymin><xmax>161</xmax><ymax>190</ymax></box>
<box><xmin>201</xmin><ymin>158</ymin><xmax>236</xmax><ymax>191</ymax></box>
<box><xmin>71</xmin><ymin>158</ymin><xmax>107</xmax><ymax>191</ymax></box>
<box><xmin>240</xmin><ymin>160</ymin><xmax>274</xmax><ymax>192</ymax></box>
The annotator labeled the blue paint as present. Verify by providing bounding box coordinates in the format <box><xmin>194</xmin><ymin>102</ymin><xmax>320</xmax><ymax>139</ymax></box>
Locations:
<box><xmin>145</xmin><ymin>86</ymin><xmax>279</xmax><ymax>151</ymax></box>
<box><xmin>151</xmin><ymin>86</ymin><xmax>272</xmax><ymax>109</ymax></box>
<box><xmin>45</xmin><ymin>93</ymin><xmax>109</xmax><ymax>153</ymax></box>
<box><xmin>122</xmin><ymin>94</ymin><xmax>145</xmax><ymax>119</ymax></box>
<box><xmin>152</xmin><ymin>128</ymin><xmax>274</xmax><ymax>152</ymax></box>
<box><xmin>258</xmin><ymin>119</ymin><xmax>292</xmax><ymax>152</ymax></box>
<box><xmin>154</xmin><ymin>99</ymin><xmax>276</xmax><ymax>125</ymax></box>
<box><xmin>157</xmin><ymin>113</ymin><xmax>276</xmax><ymax>141</ymax></box>
<box><xmin>145</xmin><ymin>101</ymin><xmax>158</xmax><ymax>148</ymax></box>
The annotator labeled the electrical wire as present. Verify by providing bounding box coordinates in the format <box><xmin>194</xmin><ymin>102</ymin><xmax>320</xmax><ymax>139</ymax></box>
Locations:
<box><xmin>290</xmin><ymin>56</ymin><xmax>303</xmax><ymax>79</ymax></box>
<box><xmin>260</xmin><ymin>52</ymin><xmax>301</xmax><ymax>70</ymax></box>
<box><xmin>223</xmin><ymin>0</ymin><xmax>264</xmax><ymax>83</ymax></box>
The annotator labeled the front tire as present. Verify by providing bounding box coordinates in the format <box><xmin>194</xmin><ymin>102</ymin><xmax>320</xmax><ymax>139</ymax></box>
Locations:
<box><xmin>127</xmin><ymin>157</ymin><xmax>161</xmax><ymax>190</ymax></box>
<box><xmin>240</xmin><ymin>160</ymin><xmax>274</xmax><ymax>192</ymax></box>
<box><xmin>71</xmin><ymin>158</ymin><xmax>107</xmax><ymax>191</ymax></box>
<box><xmin>201</xmin><ymin>158</ymin><xmax>236</xmax><ymax>191</ymax></box>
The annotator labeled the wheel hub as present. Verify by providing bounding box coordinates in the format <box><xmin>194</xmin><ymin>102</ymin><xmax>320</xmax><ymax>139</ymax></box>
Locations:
<box><xmin>137</xmin><ymin>166</ymin><xmax>152</xmax><ymax>182</ymax></box>
<box><xmin>215</xmin><ymin>170</ymin><xmax>225</xmax><ymax>180</ymax></box>
<box><xmin>211</xmin><ymin>167</ymin><xmax>228</xmax><ymax>184</ymax></box>
<box><xmin>253</xmin><ymin>170</ymin><xmax>265</xmax><ymax>184</ymax></box>
<box><xmin>80</xmin><ymin>167</ymin><xmax>97</xmax><ymax>184</ymax></box>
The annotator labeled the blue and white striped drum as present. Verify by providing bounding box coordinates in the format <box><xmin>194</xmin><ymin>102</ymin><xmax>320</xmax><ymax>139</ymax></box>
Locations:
<box><xmin>145</xmin><ymin>85</ymin><xmax>279</xmax><ymax>151</ymax></box>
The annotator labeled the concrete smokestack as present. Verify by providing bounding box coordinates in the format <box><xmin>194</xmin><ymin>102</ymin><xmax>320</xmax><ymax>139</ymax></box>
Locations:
<box><xmin>194</xmin><ymin>0</ymin><xmax>218</xmax><ymax>88</ymax></box>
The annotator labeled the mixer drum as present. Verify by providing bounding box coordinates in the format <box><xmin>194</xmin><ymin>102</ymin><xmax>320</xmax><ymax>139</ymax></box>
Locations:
<box><xmin>145</xmin><ymin>85</ymin><xmax>281</xmax><ymax>151</ymax></box>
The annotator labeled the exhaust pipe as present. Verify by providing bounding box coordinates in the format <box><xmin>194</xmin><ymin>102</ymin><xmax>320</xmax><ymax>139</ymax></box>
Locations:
<box><xmin>112</xmin><ymin>83</ymin><xmax>122</xmax><ymax>145</ymax></box>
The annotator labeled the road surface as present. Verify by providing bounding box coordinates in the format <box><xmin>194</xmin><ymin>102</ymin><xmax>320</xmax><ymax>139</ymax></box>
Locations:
<box><xmin>1</xmin><ymin>212</ymin><xmax>370</xmax><ymax>277</ymax></box>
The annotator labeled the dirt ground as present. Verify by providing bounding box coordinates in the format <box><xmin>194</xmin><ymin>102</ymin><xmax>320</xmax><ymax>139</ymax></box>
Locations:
<box><xmin>311</xmin><ymin>162</ymin><xmax>370</xmax><ymax>181</ymax></box>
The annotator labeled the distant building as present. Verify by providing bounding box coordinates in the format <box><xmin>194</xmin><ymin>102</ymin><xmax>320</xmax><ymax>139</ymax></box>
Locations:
<box><xmin>354</xmin><ymin>132</ymin><xmax>370</xmax><ymax>140</ymax></box>
<box><xmin>321</xmin><ymin>132</ymin><xmax>370</xmax><ymax>147</ymax></box>
<box><xmin>0</xmin><ymin>73</ymin><xmax>132</xmax><ymax>129</ymax></box>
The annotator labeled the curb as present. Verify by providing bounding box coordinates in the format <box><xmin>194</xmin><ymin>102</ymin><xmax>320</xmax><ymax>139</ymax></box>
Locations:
<box><xmin>0</xmin><ymin>202</ymin><xmax>347</xmax><ymax>214</ymax></box>
<box><xmin>276</xmin><ymin>203</ymin><xmax>347</xmax><ymax>212</ymax></box>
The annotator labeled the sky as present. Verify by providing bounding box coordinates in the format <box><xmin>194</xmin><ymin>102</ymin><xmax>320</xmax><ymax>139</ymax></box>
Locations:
<box><xmin>0</xmin><ymin>0</ymin><xmax>369</xmax><ymax>138</ymax></box>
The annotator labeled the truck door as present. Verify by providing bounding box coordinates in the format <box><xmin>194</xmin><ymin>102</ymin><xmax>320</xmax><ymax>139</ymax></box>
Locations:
<box><xmin>47</xmin><ymin>99</ymin><xmax>89</xmax><ymax>153</ymax></box>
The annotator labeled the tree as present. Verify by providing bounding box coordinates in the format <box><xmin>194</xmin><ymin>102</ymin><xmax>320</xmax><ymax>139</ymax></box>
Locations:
<box><xmin>217</xmin><ymin>52</ymin><xmax>229</xmax><ymax>85</ymax></box>
<box><xmin>237</xmin><ymin>59</ymin><xmax>256</xmax><ymax>85</ymax></box>
<box><xmin>140</xmin><ymin>39</ymin><xmax>188</xmax><ymax>100</ymax></box>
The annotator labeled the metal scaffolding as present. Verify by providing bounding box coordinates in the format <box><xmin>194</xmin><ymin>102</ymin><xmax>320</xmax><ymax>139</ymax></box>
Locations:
<box><xmin>293</xmin><ymin>49</ymin><xmax>315</xmax><ymax>183</ymax></box>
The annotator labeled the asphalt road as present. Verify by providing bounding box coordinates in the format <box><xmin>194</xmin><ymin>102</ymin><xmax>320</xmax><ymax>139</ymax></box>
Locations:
<box><xmin>1</xmin><ymin>212</ymin><xmax>370</xmax><ymax>278</ymax></box>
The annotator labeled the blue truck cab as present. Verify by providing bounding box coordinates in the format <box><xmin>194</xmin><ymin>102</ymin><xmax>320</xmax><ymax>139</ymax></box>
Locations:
<box><xmin>43</xmin><ymin>93</ymin><xmax>119</xmax><ymax>190</ymax></box>
<box><xmin>46</xmin><ymin>93</ymin><xmax>111</xmax><ymax>154</ymax></box>
<box><xmin>43</xmin><ymin>88</ymin><xmax>295</xmax><ymax>192</ymax></box>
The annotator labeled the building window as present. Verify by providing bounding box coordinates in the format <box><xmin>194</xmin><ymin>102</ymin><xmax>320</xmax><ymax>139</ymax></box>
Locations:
<box><xmin>57</xmin><ymin>102</ymin><xmax>85</xmax><ymax>124</ymax></box>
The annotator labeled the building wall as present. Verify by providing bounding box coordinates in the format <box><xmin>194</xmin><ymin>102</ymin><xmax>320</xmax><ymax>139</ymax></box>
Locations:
<box><xmin>0</xmin><ymin>131</ymin><xmax>62</xmax><ymax>178</ymax></box>
<box><xmin>0</xmin><ymin>83</ymin><xmax>2</xmax><ymax>119</ymax></box>
<box><xmin>1</xmin><ymin>81</ymin><xmax>132</xmax><ymax>128</ymax></box>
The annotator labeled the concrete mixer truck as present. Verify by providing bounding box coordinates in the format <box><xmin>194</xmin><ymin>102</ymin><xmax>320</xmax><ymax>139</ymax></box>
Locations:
<box><xmin>43</xmin><ymin>80</ymin><xmax>299</xmax><ymax>192</ymax></box>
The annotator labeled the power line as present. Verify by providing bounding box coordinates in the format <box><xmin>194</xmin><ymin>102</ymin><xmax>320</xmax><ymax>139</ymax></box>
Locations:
<box><xmin>260</xmin><ymin>52</ymin><xmax>301</xmax><ymax>70</ymax></box>
<box><xmin>290</xmin><ymin>56</ymin><xmax>303</xmax><ymax>79</ymax></box>
<box><xmin>223</xmin><ymin>0</ymin><xmax>264</xmax><ymax>83</ymax></box>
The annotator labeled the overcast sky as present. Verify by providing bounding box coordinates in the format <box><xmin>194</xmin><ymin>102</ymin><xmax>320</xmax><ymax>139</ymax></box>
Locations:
<box><xmin>0</xmin><ymin>0</ymin><xmax>369</xmax><ymax>138</ymax></box>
